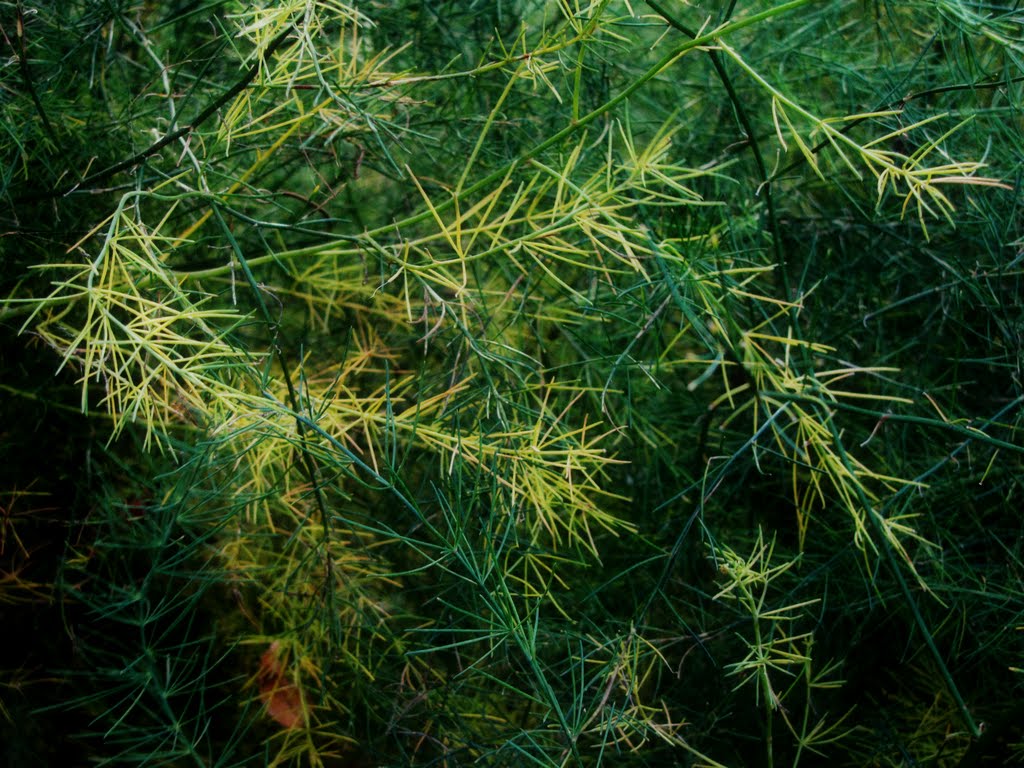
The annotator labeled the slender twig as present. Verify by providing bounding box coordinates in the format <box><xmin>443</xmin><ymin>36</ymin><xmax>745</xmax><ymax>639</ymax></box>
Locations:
<box><xmin>645</xmin><ymin>0</ymin><xmax>790</xmax><ymax>300</ymax></box>
<box><xmin>761</xmin><ymin>390</ymin><xmax>1024</xmax><ymax>455</ymax></box>
<box><xmin>823</xmin><ymin>413</ymin><xmax>981</xmax><ymax>739</ymax></box>
<box><xmin>4</xmin><ymin>3</ymin><xmax>60</xmax><ymax>151</ymax></box>
<box><xmin>12</xmin><ymin>29</ymin><xmax>293</xmax><ymax>203</ymax></box>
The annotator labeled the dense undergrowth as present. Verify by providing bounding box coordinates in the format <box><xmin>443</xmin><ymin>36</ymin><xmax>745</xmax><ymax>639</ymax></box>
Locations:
<box><xmin>1</xmin><ymin>1</ymin><xmax>1023</xmax><ymax>766</ymax></box>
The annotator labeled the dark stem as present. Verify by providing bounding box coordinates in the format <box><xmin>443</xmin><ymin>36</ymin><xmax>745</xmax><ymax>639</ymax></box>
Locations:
<box><xmin>3</xmin><ymin>4</ymin><xmax>60</xmax><ymax>151</ymax></box>
<box><xmin>13</xmin><ymin>28</ymin><xmax>293</xmax><ymax>204</ymax></box>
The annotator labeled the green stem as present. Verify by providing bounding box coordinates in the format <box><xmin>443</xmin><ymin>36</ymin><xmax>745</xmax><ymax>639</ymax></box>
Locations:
<box><xmin>209</xmin><ymin>201</ymin><xmax>340</xmax><ymax>611</ymax></box>
<box><xmin>14</xmin><ymin>29</ymin><xmax>293</xmax><ymax>203</ymax></box>
<box><xmin>748</xmin><ymin>594</ymin><xmax>775</xmax><ymax>768</ymax></box>
<box><xmin>176</xmin><ymin>0</ymin><xmax>816</xmax><ymax>282</ymax></box>
<box><xmin>760</xmin><ymin>390</ymin><xmax>1024</xmax><ymax>455</ymax></box>
<box><xmin>823</xmin><ymin>412</ymin><xmax>981</xmax><ymax>738</ymax></box>
<box><xmin>11</xmin><ymin>2</ymin><xmax>60</xmax><ymax>152</ymax></box>
<box><xmin>645</xmin><ymin>0</ymin><xmax>790</xmax><ymax>301</ymax></box>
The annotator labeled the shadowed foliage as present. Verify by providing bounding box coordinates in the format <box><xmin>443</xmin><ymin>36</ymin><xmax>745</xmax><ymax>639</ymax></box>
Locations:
<box><xmin>2</xmin><ymin>1</ymin><xmax>1022</xmax><ymax>766</ymax></box>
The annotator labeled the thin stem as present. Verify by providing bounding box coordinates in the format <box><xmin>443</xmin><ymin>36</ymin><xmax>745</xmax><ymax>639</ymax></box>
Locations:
<box><xmin>823</xmin><ymin>412</ymin><xmax>981</xmax><ymax>738</ymax></box>
<box><xmin>13</xmin><ymin>29</ymin><xmax>293</xmax><ymax>203</ymax></box>
<box><xmin>175</xmin><ymin>0</ymin><xmax>816</xmax><ymax>282</ymax></box>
